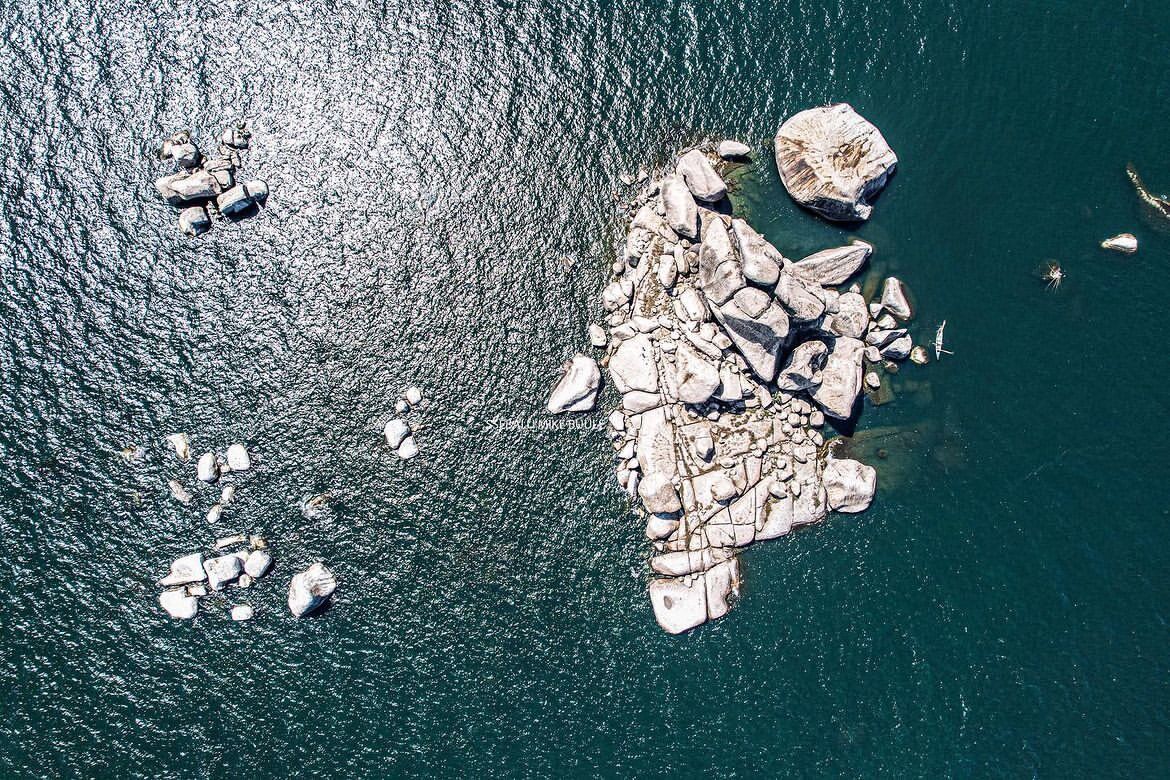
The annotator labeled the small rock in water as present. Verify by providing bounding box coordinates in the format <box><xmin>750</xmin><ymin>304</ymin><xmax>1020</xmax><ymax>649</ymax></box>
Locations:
<box><xmin>216</xmin><ymin>179</ymin><xmax>268</xmax><ymax>217</ymax></box>
<box><xmin>166</xmin><ymin>433</ymin><xmax>191</xmax><ymax>461</ymax></box>
<box><xmin>394</xmin><ymin>398</ymin><xmax>410</xmax><ymax>414</ymax></box>
<box><xmin>1101</xmin><ymin>233</ymin><xmax>1137</xmax><ymax>254</ymax></box>
<box><xmin>288</xmin><ymin>563</ymin><xmax>337</xmax><ymax>617</ymax></box>
<box><xmin>196</xmin><ymin>452</ymin><xmax>219</xmax><ymax>483</ymax></box>
<box><xmin>909</xmin><ymin>345</ymin><xmax>930</xmax><ymax>365</ymax></box>
<box><xmin>588</xmin><ymin>324</ymin><xmax>608</xmax><ymax>348</ymax></box>
<box><xmin>206</xmin><ymin>504</ymin><xmax>223</xmax><ymax>524</ymax></box>
<box><xmin>383</xmin><ymin>419</ymin><xmax>411</xmax><ymax>449</ymax></box>
<box><xmin>231</xmin><ymin>604</ymin><xmax>254</xmax><ymax>621</ymax></box>
<box><xmin>404</xmin><ymin>386</ymin><xmax>423</xmax><ymax>406</ymax></box>
<box><xmin>237</xmin><ymin>574</ymin><xmax>253</xmax><ymax>588</ymax></box>
<box><xmin>215</xmin><ymin>533</ymin><xmax>248</xmax><ymax>549</ymax></box>
<box><xmin>159</xmin><ymin>589</ymin><xmax>198</xmax><ymax>619</ymax></box>
<box><xmin>717</xmin><ymin>140</ymin><xmax>751</xmax><ymax>159</ymax></box>
<box><xmin>178</xmin><ymin>206</ymin><xmax>210</xmax><ymax>236</ymax></box>
<box><xmin>225</xmin><ymin>443</ymin><xmax>251</xmax><ymax>472</ymax></box>
<box><xmin>244</xmin><ymin>549</ymin><xmax>273</xmax><ymax>578</ymax></box>
<box><xmin>220</xmin><ymin>485</ymin><xmax>236</xmax><ymax>505</ymax></box>
<box><xmin>865</xmin><ymin>371</ymin><xmax>882</xmax><ymax>390</ymax></box>
<box><xmin>168</xmin><ymin>479</ymin><xmax>193</xmax><ymax>505</ymax></box>
<box><xmin>397</xmin><ymin>436</ymin><xmax>420</xmax><ymax>460</ymax></box>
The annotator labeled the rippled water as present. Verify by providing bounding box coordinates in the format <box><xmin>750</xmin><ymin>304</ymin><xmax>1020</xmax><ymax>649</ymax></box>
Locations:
<box><xmin>3</xmin><ymin>0</ymin><xmax>1170</xmax><ymax>775</ymax></box>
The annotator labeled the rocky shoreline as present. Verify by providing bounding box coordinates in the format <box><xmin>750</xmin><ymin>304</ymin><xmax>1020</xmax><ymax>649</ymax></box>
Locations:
<box><xmin>553</xmin><ymin>105</ymin><xmax>929</xmax><ymax>634</ymax></box>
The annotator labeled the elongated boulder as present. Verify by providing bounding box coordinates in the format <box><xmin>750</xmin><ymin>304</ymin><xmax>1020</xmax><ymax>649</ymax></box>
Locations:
<box><xmin>156</xmin><ymin>171</ymin><xmax>218</xmax><ymax>205</ymax></box>
<box><xmin>1101</xmin><ymin>233</ymin><xmax>1137</xmax><ymax>254</ymax></box>
<box><xmin>790</xmin><ymin>240</ymin><xmax>872</xmax><ymax>285</ymax></box>
<box><xmin>288</xmin><ymin>563</ymin><xmax>337</xmax><ymax>617</ymax></box>
<box><xmin>823</xmin><ymin>457</ymin><xmax>877</xmax><ymax>512</ymax></box>
<box><xmin>217</xmin><ymin>180</ymin><xmax>269</xmax><ymax>217</ymax></box>
<box><xmin>676</xmin><ymin>149</ymin><xmax>727</xmax><ymax>202</ymax></box>
<box><xmin>546</xmin><ymin>354</ymin><xmax>601</xmax><ymax>413</ymax></box>
<box><xmin>673</xmin><ymin>342</ymin><xmax>721</xmax><ymax>404</ymax></box>
<box><xmin>774</xmin><ymin>103</ymin><xmax>898</xmax><ymax>221</ymax></box>
<box><xmin>731</xmin><ymin>219</ymin><xmax>782</xmax><ymax>287</ymax></box>
<box><xmin>384</xmin><ymin>418</ymin><xmax>410</xmax><ymax>448</ymax></box>
<box><xmin>811</xmin><ymin>337</ymin><xmax>865</xmax><ymax>419</ymax></box>
<box><xmin>698</xmin><ymin>218</ymin><xmax>745</xmax><ymax>304</ymax></box>
<box><xmin>717</xmin><ymin>140</ymin><xmax>751</xmax><ymax>159</ymax></box>
<box><xmin>661</xmin><ymin>175</ymin><xmax>699</xmax><ymax>239</ymax></box>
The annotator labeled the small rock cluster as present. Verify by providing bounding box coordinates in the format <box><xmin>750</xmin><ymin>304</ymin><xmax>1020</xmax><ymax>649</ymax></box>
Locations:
<box><xmin>383</xmin><ymin>385</ymin><xmax>425</xmax><ymax>460</ymax></box>
<box><xmin>565</xmin><ymin>108</ymin><xmax>928</xmax><ymax>634</ymax></box>
<box><xmin>157</xmin><ymin>535</ymin><xmax>274</xmax><ymax>620</ymax></box>
<box><xmin>155</xmin><ymin>435</ymin><xmax>337</xmax><ymax>620</ymax></box>
<box><xmin>154</xmin><ymin>122</ymin><xmax>268</xmax><ymax>236</ymax></box>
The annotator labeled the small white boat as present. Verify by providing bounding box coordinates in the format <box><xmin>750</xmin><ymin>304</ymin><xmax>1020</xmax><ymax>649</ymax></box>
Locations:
<box><xmin>934</xmin><ymin>320</ymin><xmax>953</xmax><ymax>360</ymax></box>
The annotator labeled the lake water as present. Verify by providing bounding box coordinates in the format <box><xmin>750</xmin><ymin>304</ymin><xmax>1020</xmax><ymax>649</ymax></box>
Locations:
<box><xmin>3</xmin><ymin>0</ymin><xmax>1169</xmax><ymax>775</ymax></box>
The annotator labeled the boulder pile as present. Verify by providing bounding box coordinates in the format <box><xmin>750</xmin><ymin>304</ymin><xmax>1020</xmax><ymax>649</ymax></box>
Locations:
<box><xmin>154</xmin><ymin>121</ymin><xmax>268</xmax><ymax>236</ymax></box>
<box><xmin>595</xmin><ymin>133</ymin><xmax>925</xmax><ymax>634</ymax></box>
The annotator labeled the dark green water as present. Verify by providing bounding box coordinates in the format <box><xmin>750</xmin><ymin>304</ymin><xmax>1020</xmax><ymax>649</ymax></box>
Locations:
<box><xmin>2</xmin><ymin>0</ymin><xmax>1169</xmax><ymax>776</ymax></box>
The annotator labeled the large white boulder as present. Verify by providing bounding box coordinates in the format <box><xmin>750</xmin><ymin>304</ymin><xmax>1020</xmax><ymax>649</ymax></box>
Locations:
<box><xmin>203</xmin><ymin>554</ymin><xmax>242</xmax><ymax>590</ymax></box>
<box><xmin>155</xmin><ymin>170</ymin><xmax>218</xmax><ymax>205</ymax></box>
<box><xmin>730</xmin><ymin>219</ymin><xmax>782</xmax><ymax>287</ymax></box>
<box><xmin>790</xmin><ymin>241</ymin><xmax>872</xmax><ymax>286</ymax></box>
<box><xmin>823</xmin><ymin>457</ymin><xmax>877</xmax><ymax>512</ymax></box>
<box><xmin>288</xmin><ymin>563</ymin><xmax>337</xmax><ymax>617</ymax></box>
<box><xmin>159</xmin><ymin>552</ymin><xmax>206</xmax><ymax>587</ymax></box>
<box><xmin>717</xmin><ymin>140</ymin><xmax>751</xmax><ymax>159</ymax></box>
<box><xmin>196</xmin><ymin>452</ymin><xmax>219</xmax><ymax>483</ymax></box>
<box><xmin>244</xmin><ymin>549</ymin><xmax>273</xmax><ymax>579</ymax></box>
<box><xmin>774</xmin><ymin>103</ymin><xmax>898</xmax><ymax>221</ymax></box>
<box><xmin>546</xmin><ymin>354</ymin><xmax>601</xmax><ymax>413</ymax></box>
<box><xmin>608</xmin><ymin>334</ymin><xmax>658</xmax><ymax>393</ymax></box>
<box><xmin>649</xmin><ymin>576</ymin><xmax>709</xmax><ymax>634</ymax></box>
<box><xmin>661</xmin><ymin>175</ymin><xmax>699</xmax><ymax>239</ymax></box>
<box><xmin>225</xmin><ymin>443</ymin><xmax>251</xmax><ymax>472</ymax></box>
<box><xmin>159</xmin><ymin>590</ymin><xmax>198</xmax><ymax>619</ymax></box>
<box><xmin>676</xmin><ymin>149</ymin><xmax>727</xmax><ymax>202</ymax></box>
<box><xmin>384</xmin><ymin>419</ymin><xmax>410</xmax><ymax>448</ymax></box>
<box><xmin>673</xmin><ymin>342</ymin><xmax>721</xmax><ymax>404</ymax></box>
<box><xmin>880</xmin><ymin>277</ymin><xmax>913</xmax><ymax>320</ymax></box>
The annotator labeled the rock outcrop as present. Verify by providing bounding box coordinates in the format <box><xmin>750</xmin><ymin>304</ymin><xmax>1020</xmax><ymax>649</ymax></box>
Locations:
<box><xmin>595</xmin><ymin>143</ymin><xmax>925</xmax><ymax>634</ymax></box>
<box><xmin>774</xmin><ymin>104</ymin><xmax>897</xmax><ymax>222</ymax></box>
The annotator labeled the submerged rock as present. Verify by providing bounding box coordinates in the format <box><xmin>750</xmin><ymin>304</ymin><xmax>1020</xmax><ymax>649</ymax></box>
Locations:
<box><xmin>166</xmin><ymin>433</ymin><xmax>191</xmax><ymax>461</ymax></box>
<box><xmin>546</xmin><ymin>354</ymin><xmax>601</xmax><ymax>413</ymax></box>
<box><xmin>774</xmin><ymin>103</ymin><xmax>898</xmax><ymax>221</ymax></box>
<box><xmin>288</xmin><ymin>563</ymin><xmax>337</xmax><ymax>617</ymax></box>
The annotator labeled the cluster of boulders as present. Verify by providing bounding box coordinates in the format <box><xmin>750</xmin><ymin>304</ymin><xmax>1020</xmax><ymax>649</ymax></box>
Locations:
<box><xmin>154</xmin><ymin>122</ymin><xmax>268</xmax><ymax>236</ymax></box>
<box><xmin>554</xmin><ymin>105</ymin><xmax>929</xmax><ymax>634</ymax></box>
<box><xmin>383</xmin><ymin>385</ymin><xmax>425</xmax><ymax>460</ymax></box>
<box><xmin>157</xmin><ymin>535</ymin><xmax>274</xmax><ymax>621</ymax></box>
<box><xmin>155</xmin><ymin>434</ymin><xmax>337</xmax><ymax>620</ymax></box>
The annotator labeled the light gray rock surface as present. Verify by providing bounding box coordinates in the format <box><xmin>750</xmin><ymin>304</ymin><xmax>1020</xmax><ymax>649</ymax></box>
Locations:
<box><xmin>546</xmin><ymin>354</ymin><xmax>601</xmax><ymax>413</ymax></box>
<box><xmin>880</xmin><ymin>277</ymin><xmax>913</xmax><ymax>320</ymax></box>
<box><xmin>790</xmin><ymin>241</ymin><xmax>872</xmax><ymax>286</ymax></box>
<box><xmin>661</xmin><ymin>176</ymin><xmax>699</xmax><ymax>239</ymax></box>
<box><xmin>225</xmin><ymin>443</ymin><xmax>251</xmax><ymax>472</ymax></box>
<box><xmin>159</xmin><ymin>589</ymin><xmax>199</xmax><ymax>619</ymax></box>
<box><xmin>203</xmin><ymin>554</ymin><xmax>243</xmax><ymax>591</ymax></box>
<box><xmin>384</xmin><ymin>419</ymin><xmax>410</xmax><ymax>448</ymax></box>
<box><xmin>811</xmin><ymin>337</ymin><xmax>864</xmax><ymax>419</ymax></box>
<box><xmin>717</xmin><ymin>140</ymin><xmax>751</xmax><ymax>159</ymax></box>
<box><xmin>288</xmin><ymin>563</ymin><xmax>337</xmax><ymax>617</ymax></box>
<box><xmin>823</xmin><ymin>457</ymin><xmax>877</xmax><ymax>512</ymax></box>
<box><xmin>676</xmin><ymin>149</ymin><xmax>727</xmax><ymax>203</ymax></box>
<box><xmin>160</xmin><ymin>553</ymin><xmax>206</xmax><ymax>587</ymax></box>
<box><xmin>178</xmin><ymin>206</ymin><xmax>211</xmax><ymax>236</ymax></box>
<box><xmin>774</xmin><ymin>103</ymin><xmax>898</xmax><ymax>221</ymax></box>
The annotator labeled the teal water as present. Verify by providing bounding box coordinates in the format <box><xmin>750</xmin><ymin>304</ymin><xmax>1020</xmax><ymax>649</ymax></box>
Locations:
<box><xmin>3</xmin><ymin>0</ymin><xmax>1170</xmax><ymax>776</ymax></box>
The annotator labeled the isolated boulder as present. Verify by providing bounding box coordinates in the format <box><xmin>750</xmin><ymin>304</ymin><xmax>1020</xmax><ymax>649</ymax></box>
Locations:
<box><xmin>288</xmin><ymin>563</ymin><xmax>337</xmax><ymax>617</ymax></box>
<box><xmin>823</xmin><ymin>457</ymin><xmax>877</xmax><ymax>512</ymax></box>
<box><xmin>546</xmin><ymin>354</ymin><xmax>601</xmax><ymax>413</ymax></box>
<box><xmin>774</xmin><ymin>103</ymin><xmax>898</xmax><ymax>221</ymax></box>
<box><xmin>790</xmin><ymin>241</ymin><xmax>872</xmax><ymax>286</ymax></box>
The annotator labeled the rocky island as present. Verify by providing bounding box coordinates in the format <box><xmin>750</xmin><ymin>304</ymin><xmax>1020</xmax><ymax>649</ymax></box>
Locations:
<box><xmin>568</xmin><ymin>105</ymin><xmax>921</xmax><ymax>634</ymax></box>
